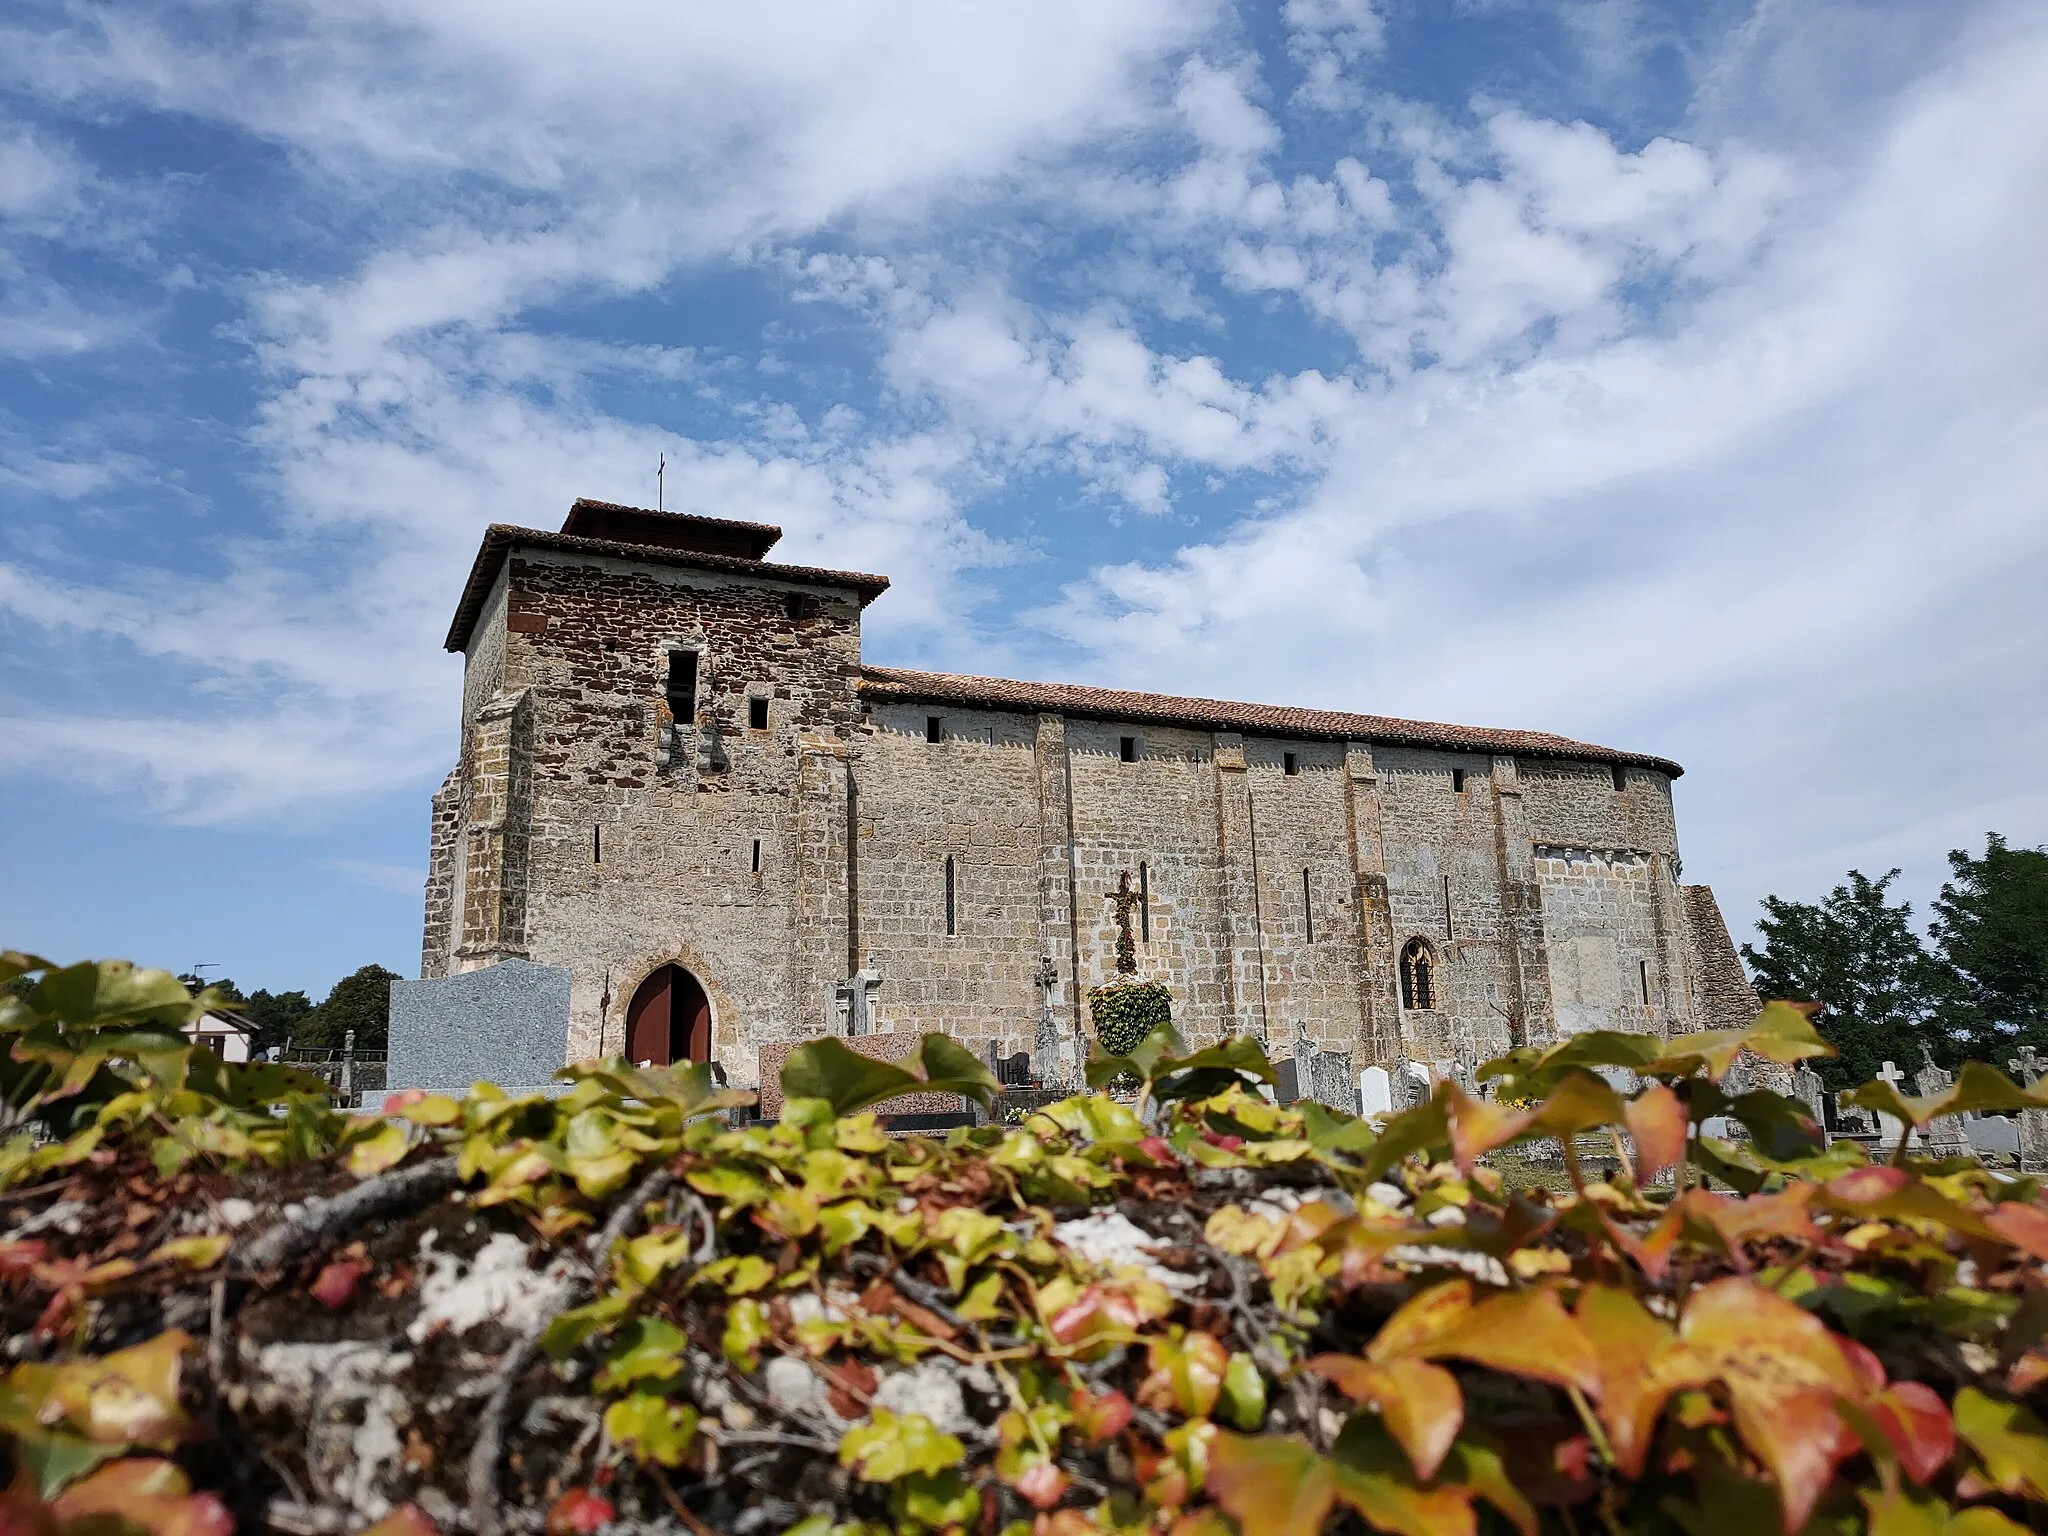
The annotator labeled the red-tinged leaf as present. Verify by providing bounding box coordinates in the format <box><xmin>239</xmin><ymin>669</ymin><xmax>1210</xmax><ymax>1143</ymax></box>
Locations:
<box><xmin>2009</xmin><ymin>1351</ymin><xmax>2048</xmax><ymax>1397</ymax></box>
<box><xmin>1829</xmin><ymin>1165</ymin><xmax>1909</xmax><ymax>1204</ymax></box>
<box><xmin>1874</xmin><ymin>1383</ymin><xmax>1954</xmax><ymax>1484</ymax></box>
<box><xmin>1838</xmin><ymin>1336</ymin><xmax>1888</xmax><ymax>1395</ymax></box>
<box><xmin>1047</xmin><ymin>1285</ymin><xmax>1140</xmax><ymax>1345</ymax></box>
<box><xmin>545</xmin><ymin>1488</ymin><xmax>616</xmax><ymax>1536</ymax></box>
<box><xmin>1680</xmin><ymin>1278</ymin><xmax>1865</xmax><ymax>1531</ymax></box>
<box><xmin>1138</xmin><ymin>1331</ymin><xmax>1229</xmax><ymax>1419</ymax></box>
<box><xmin>1070</xmin><ymin>1387</ymin><xmax>1134</xmax><ymax>1445</ymax></box>
<box><xmin>1134</xmin><ymin>1136</ymin><xmax>1180</xmax><ymax>1167</ymax></box>
<box><xmin>51</xmin><ymin>1461</ymin><xmax>234</xmax><ymax>1536</ymax></box>
<box><xmin>311</xmin><ymin>1259</ymin><xmax>367</xmax><ymax>1311</ymax></box>
<box><xmin>1367</xmin><ymin>1278</ymin><xmax>1472</xmax><ymax>1363</ymax></box>
<box><xmin>1625</xmin><ymin>1082</ymin><xmax>1687</xmax><ymax>1183</ymax></box>
<box><xmin>1205</xmin><ymin>1432</ymin><xmax>1337</xmax><ymax>1536</ymax></box>
<box><xmin>1307</xmin><ymin>1355</ymin><xmax>1464</xmax><ymax>1480</ymax></box>
<box><xmin>1445</xmin><ymin>1085</ymin><xmax>1532</xmax><ymax>1172</ymax></box>
<box><xmin>1412</xmin><ymin>1286</ymin><xmax>1601</xmax><ymax>1396</ymax></box>
<box><xmin>1600</xmin><ymin>1203</ymin><xmax>1684</xmax><ymax>1283</ymax></box>
<box><xmin>1703</xmin><ymin>1185</ymin><xmax>1822</xmax><ymax>1250</ymax></box>
<box><xmin>1012</xmin><ymin>1460</ymin><xmax>1070</xmax><ymax>1510</ymax></box>
<box><xmin>1577</xmin><ymin>1284</ymin><xmax>1706</xmax><ymax>1478</ymax></box>
<box><xmin>359</xmin><ymin>1505</ymin><xmax>438</xmax><ymax>1536</ymax></box>
<box><xmin>1986</xmin><ymin>1202</ymin><xmax>2048</xmax><ymax>1262</ymax></box>
<box><xmin>0</xmin><ymin>1239</ymin><xmax>48</xmax><ymax>1276</ymax></box>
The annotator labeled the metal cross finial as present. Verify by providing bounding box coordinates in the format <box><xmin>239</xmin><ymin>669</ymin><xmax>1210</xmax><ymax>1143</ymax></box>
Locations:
<box><xmin>1106</xmin><ymin>870</ymin><xmax>1144</xmax><ymax>975</ymax></box>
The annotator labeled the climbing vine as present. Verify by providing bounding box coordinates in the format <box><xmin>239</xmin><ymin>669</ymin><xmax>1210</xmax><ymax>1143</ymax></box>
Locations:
<box><xmin>6</xmin><ymin>946</ymin><xmax>2048</xmax><ymax>1536</ymax></box>
<box><xmin>1088</xmin><ymin>979</ymin><xmax>1173</xmax><ymax>1061</ymax></box>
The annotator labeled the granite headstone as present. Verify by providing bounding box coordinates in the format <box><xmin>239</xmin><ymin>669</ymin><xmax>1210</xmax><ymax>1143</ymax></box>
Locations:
<box><xmin>1308</xmin><ymin>1049</ymin><xmax>1359</xmax><ymax>1115</ymax></box>
<box><xmin>1359</xmin><ymin>1066</ymin><xmax>1393</xmax><ymax>1117</ymax></box>
<box><xmin>388</xmin><ymin>961</ymin><xmax>573</xmax><ymax>1098</ymax></box>
<box><xmin>2009</xmin><ymin>1047</ymin><xmax>2048</xmax><ymax>1175</ymax></box>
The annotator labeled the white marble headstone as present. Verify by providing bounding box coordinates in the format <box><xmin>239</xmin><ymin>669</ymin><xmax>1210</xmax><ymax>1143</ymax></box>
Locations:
<box><xmin>1359</xmin><ymin>1065</ymin><xmax>1392</xmax><ymax>1117</ymax></box>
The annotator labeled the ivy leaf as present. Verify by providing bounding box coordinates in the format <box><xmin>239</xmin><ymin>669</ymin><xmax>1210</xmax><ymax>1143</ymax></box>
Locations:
<box><xmin>1377</xmin><ymin>1281</ymin><xmax>1601</xmax><ymax>1396</ymax></box>
<box><xmin>781</xmin><ymin>1035</ymin><xmax>996</xmax><ymax>1117</ymax></box>
<box><xmin>1576</xmin><ymin>1283</ymin><xmax>1703</xmax><ymax>1478</ymax></box>
<box><xmin>603</xmin><ymin>1393</ymin><xmax>699</xmax><ymax>1467</ymax></box>
<box><xmin>1139</xmin><ymin>1329</ymin><xmax>1229</xmax><ymax>1419</ymax></box>
<box><xmin>1219</xmin><ymin>1351</ymin><xmax>1267</xmax><ymax>1431</ymax></box>
<box><xmin>594</xmin><ymin>1318</ymin><xmax>689</xmax><ymax>1391</ymax></box>
<box><xmin>1204</xmin><ymin>1431</ymin><xmax>1338</xmax><ymax>1536</ymax></box>
<box><xmin>1441</xmin><ymin>1435</ymin><xmax>1537</xmax><ymax>1536</ymax></box>
<box><xmin>1680</xmin><ymin>1277</ymin><xmax>1864</xmax><ymax>1531</ymax></box>
<box><xmin>1308</xmin><ymin>1355</ymin><xmax>1463</xmax><ymax>1480</ymax></box>
<box><xmin>146</xmin><ymin>1235</ymin><xmax>230</xmax><ymax>1271</ymax></box>
<box><xmin>48</xmin><ymin>1457</ymin><xmax>235</xmax><ymax>1536</ymax></box>
<box><xmin>723</xmin><ymin>1299</ymin><xmax>771</xmax><ymax>1372</ymax></box>
<box><xmin>1625</xmin><ymin>1081</ymin><xmax>1688</xmax><ymax>1184</ymax></box>
<box><xmin>839</xmin><ymin>1409</ymin><xmax>967</xmax><ymax>1482</ymax></box>
<box><xmin>1328</xmin><ymin>1415</ymin><xmax>1478</xmax><ymax>1536</ymax></box>
<box><xmin>346</xmin><ymin>1121</ymin><xmax>411</xmax><ymax>1178</ymax></box>
<box><xmin>1953</xmin><ymin>1387</ymin><xmax>2048</xmax><ymax>1501</ymax></box>
<box><xmin>1873</xmin><ymin>1382</ymin><xmax>1956</xmax><ymax>1484</ymax></box>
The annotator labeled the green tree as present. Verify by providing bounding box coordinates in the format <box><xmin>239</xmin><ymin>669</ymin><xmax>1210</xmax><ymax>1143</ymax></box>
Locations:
<box><xmin>1930</xmin><ymin>833</ymin><xmax>2048</xmax><ymax>1065</ymax></box>
<box><xmin>1740</xmin><ymin>869</ymin><xmax>1939</xmax><ymax>1090</ymax></box>
<box><xmin>294</xmin><ymin>964</ymin><xmax>401</xmax><ymax>1053</ymax></box>
<box><xmin>240</xmin><ymin>989</ymin><xmax>315</xmax><ymax>1054</ymax></box>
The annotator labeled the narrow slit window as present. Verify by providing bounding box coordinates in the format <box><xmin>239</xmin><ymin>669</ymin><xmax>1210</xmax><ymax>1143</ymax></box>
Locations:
<box><xmin>593</xmin><ymin>826</ymin><xmax>601</xmax><ymax>865</ymax></box>
<box><xmin>1139</xmin><ymin>861</ymin><xmax>1151</xmax><ymax>941</ymax></box>
<box><xmin>944</xmin><ymin>856</ymin><xmax>957</xmax><ymax>936</ymax></box>
<box><xmin>785</xmin><ymin>592</ymin><xmax>814</xmax><ymax>622</ymax></box>
<box><xmin>1443</xmin><ymin>874</ymin><xmax>1455</xmax><ymax>939</ymax></box>
<box><xmin>748</xmin><ymin>696</ymin><xmax>769</xmax><ymax>730</ymax></box>
<box><xmin>926</xmin><ymin>716</ymin><xmax>944</xmax><ymax>744</ymax></box>
<box><xmin>751</xmin><ymin>838</ymin><xmax>762</xmax><ymax>875</ymax></box>
<box><xmin>1303</xmin><ymin>868</ymin><xmax>1315</xmax><ymax>943</ymax></box>
<box><xmin>665</xmin><ymin>650</ymin><xmax>698</xmax><ymax>729</ymax></box>
<box><xmin>1283</xmin><ymin>751</ymin><xmax>1299</xmax><ymax>776</ymax></box>
<box><xmin>1611</xmin><ymin>763</ymin><xmax>1627</xmax><ymax>792</ymax></box>
<box><xmin>1452</xmin><ymin>768</ymin><xmax>1466</xmax><ymax>793</ymax></box>
<box><xmin>1119</xmin><ymin>736</ymin><xmax>1138</xmax><ymax>763</ymax></box>
<box><xmin>1639</xmin><ymin>959</ymin><xmax>1652</xmax><ymax>1006</ymax></box>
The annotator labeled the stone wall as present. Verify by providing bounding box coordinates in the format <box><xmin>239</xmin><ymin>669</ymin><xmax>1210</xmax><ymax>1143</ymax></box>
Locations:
<box><xmin>428</xmin><ymin>532</ymin><xmax>1730</xmax><ymax>1090</ymax></box>
<box><xmin>1681</xmin><ymin>883</ymin><xmax>1762</xmax><ymax>1030</ymax></box>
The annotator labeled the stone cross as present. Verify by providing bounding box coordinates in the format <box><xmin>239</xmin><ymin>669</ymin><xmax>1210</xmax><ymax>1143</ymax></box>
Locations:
<box><xmin>1032</xmin><ymin>956</ymin><xmax>1067</xmax><ymax>1087</ymax></box>
<box><xmin>833</xmin><ymin>958</ymin><xmax>884</xmax><ymax>1037</ymax></box>
<box><xmin>1871</xmin><ymin>1061</ymin><xmax>1908</xmax><ymax>1147</ymax></box>
<box><xmin>1106</xmin><ymin>870</ymin><xmax>1143</xmax><ymax>975</ymax></box>
<box><xmin>1915</xmin><ymin>1047</ymin><xmax>1971</xmax><ymax>1159</ymax></box>
<box><xmin>2011</xmin><ymin>1045</ymin><xmax>2048</xmax><ymax>1175</ymax></box>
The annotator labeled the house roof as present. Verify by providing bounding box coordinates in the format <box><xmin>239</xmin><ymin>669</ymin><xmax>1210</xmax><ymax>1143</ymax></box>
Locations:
<box><xmin>858</xmin><ymin>665</ymin><xmax>1683</xmax><ymax>776</ymax></box>
<box><xmin>443</xmin><ymin>518</ymin><xmax>893</xmax><ymax>651</ymax></box>
<box><xmin>559</xmin><ymin>499</ymin><xmax>784</xmax><ymax>561</ymax></box>
<box><xmin>196</xmin><ymin>1007</ymin><xmax>257</xmax><ymax>1036</ymax></box>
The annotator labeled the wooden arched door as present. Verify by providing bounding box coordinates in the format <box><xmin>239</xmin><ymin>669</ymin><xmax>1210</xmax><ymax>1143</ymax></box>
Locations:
<box><xmin>624</xmin><ymin>964</ymin><xmax>711</xmax><ymax>1067</ymax></box>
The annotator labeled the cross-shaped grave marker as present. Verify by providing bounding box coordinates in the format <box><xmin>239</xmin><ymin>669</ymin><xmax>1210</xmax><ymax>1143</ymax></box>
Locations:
<box><xmin>1872</xmin><ymin>1060</ymin><xmax>1908</xmax><ymax>1148</ymax></box>
<box><xmin>2010</xmin><ymin>1045</ymin><xmax>2048</xmax><ymax>1174</ymax></box>
<box><xmin>1106</xmin><ymin>870</ymin><xmax>1144</xmax><ymax>975</ymax></box>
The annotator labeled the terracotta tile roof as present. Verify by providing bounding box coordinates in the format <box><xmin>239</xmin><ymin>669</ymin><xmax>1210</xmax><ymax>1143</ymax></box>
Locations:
<box><xmin>444</xmin><ymin>524</ymin><xmax>892</xmax><ymax>651</ymax></box>
<box><xmin>858</xmin><ymin>665</ymin><xmax>1683</xmax><ymax>776</ymax></box>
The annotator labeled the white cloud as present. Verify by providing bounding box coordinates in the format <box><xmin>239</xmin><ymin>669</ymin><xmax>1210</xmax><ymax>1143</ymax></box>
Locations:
<box><xmin>322</xmin><ymin>858</ymin><xmax>427</xmax><ymax>895</ymax></box>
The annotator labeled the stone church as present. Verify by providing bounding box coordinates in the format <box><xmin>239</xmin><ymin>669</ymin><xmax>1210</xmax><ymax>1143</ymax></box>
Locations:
<box><xmin>421</xmin><ymin>498</ymin><xmax>1758</xmax><ymax>1095</ymax></box>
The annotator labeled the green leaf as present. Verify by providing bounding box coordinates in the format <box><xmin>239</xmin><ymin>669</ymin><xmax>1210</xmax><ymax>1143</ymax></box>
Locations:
<box><xmin>1219</xmin><ymin>1351</ymin><xmax>1267</xmax><ymax>1431</ymax></box>
<box><xmin>1953</xmin><ymin>1388</ymin><xmax>2048</xmax><ymax>1501</ymax></box>
<box><xmin>604</xmin><ymin>1393</ymin><xmax>699</xmax><ymax>1467</ymax></box>
<box><xmin>29</xmin><ymin>960</ymin><xmax>199</xmax><ymax>1029</ymax></box>
<box><xmin>839</xmin><ymin>1409</ymin><xmax>967</xmax><ymax>1482</ymax></box>
<box><xmin>779</xmin><ymin>1035</ymin><xmax>994</xmax><ymax>1117</ymax></box>
<box><xmin>1327</xmin><ymin>1416</ymin><xmax>1478</xmax><ymax>1536</ymax></box>
<box><xmin>594</xmin><ymin>1317</ymin><xmax>689</xmax><ymax>1391</ymax></box>
<box><xmin>723</xmin><ymin>1298</ymin><xmax>771</xmax><ymax>1371</ymax></box>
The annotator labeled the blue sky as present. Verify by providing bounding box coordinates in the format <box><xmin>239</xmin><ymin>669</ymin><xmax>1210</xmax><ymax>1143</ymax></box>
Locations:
<box><xmin>2</xmin><ymin>0</ymin><xmax>2044</xmax><ymax>997</ymax></box>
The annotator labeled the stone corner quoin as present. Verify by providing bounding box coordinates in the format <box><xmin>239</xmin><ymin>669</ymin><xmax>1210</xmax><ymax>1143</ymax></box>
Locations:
<box><xmin>415</xmin><ymin>496</ymin><xmax>1750</xmax><ymax>1099</ymax></box>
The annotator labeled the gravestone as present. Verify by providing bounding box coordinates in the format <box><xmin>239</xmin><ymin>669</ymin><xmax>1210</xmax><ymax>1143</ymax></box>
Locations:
<box><xmin>1393</xmin><ymin>1056</ymin><xmax>1432</xmax><ymax>1111</ymax></box>
<box><xmin>388</xmin><ymin>961</ymin><xmax>572</xmax><ymax>1099</ymax></box>
<box><xmin>1914</xmin><ymin>1047</ymin><xmax>1970</xmax><ymax>1158</ymax></box>
<box><xmin>1273</xmin><ymin>1057</ymin><xmax>1301</xmax><ymax>1105</ymax></box>
<box><xmin>1871</xmin><ymin>1061</ymin><xmax>1909</xmax><ymax>1147</ymax></box>
<box><xmin>1031</xmin><ymin>957</ymin><xmax>1069</xmax><ymax>1087</ymax></box>
<box><xmin>1359</xmin><ymin>1065</ymin><xmax>1393</xmax><ymax>1118</ymax></box>
<box><xmin>1790</xmin><ymin>1064</ymin><xmax>1830</xmax><ymax>1139</ymax></box>
<box><xmin>1963</xmin><ymin>1115</ymin><xmax>2020</xmax><ymax>1158</ymax></box>
<box><xmin>1308</xmin><ymin>1049</ymin><xmax>1359</xmax><ymax>1115</ymax></box>
<box><xmin>2009</xmin><ymin>1046</ymin><xmax>2048</xmax><ymax>1176</ymax></box>
<box><xmin>1834</xmin><ymin>1091</ymin><xmax>1878</xmax><ymax>1141</ymax></box>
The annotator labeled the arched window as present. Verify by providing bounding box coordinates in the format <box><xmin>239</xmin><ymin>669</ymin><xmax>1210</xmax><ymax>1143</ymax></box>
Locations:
<box><xmin>1400</xmin><ymin>938</ymin><xmax>1436</xmax><ymax>1012</ymax></box>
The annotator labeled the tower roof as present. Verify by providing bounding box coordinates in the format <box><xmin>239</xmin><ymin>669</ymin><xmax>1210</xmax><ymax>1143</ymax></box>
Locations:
<box><xmin>443</xmin><ymin>503</ymin><xmax>891</xmax><ymax>651</ymax></box>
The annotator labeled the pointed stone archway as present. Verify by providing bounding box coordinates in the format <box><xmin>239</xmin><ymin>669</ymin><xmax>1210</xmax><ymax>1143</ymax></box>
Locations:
<box><xmin>624</xmin><ymin>963</ymin><xmax>712</xmax><ymax>1067</ymax></box>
